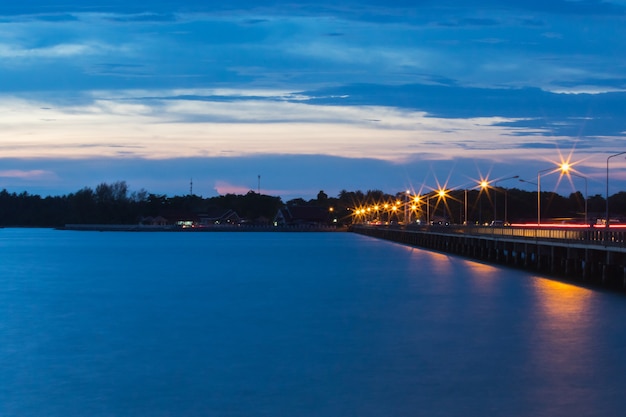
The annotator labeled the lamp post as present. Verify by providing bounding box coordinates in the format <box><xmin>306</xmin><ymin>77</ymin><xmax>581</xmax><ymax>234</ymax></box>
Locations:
<box><xmin>561</xmin><ymin>165</ymin><xmax>588</xmax><ymax>225</ymax></box>
<box><xmin>606</xmin><ymin>152</ymin><xmax>626</xmax><ymax>227</ymax></box>
<box><xmin>573</xmin><ymin>172</ymin><xmax>588</xmax><ymax>226</ymax></box>
<box><xmin>493</xmin><ymin>175</ymin><xmax>519</xmax><ymax>223</ymax></box>
<box><xmin>437</xmin><ymin>188</ymin><xmax>447</xmax><ymax>224</ymax></box>
<box><xmin>519</xmin><ymin>178</ymin><xmax>537</xmax><ymax>224</ymax></box>
<box><xmin>537</xmin><ymin>167</ymin><xmax>556</xmax><ymax>225</ymax></box>
<box><xmin>479</xmin><ymin>180</ymin><xmax>489</xmax><ymax>225</ymax></box>
<box><xmin>464</xmin><ymin>189</ymin><xmax>468</xmax><ymax>225</ymax></box>
<box><xmin>411</xmin><ymin>195</ymin><xmax>420</xmax><ymax>225</ymax></box>
<box><xmin>461</xmin><ymin>181</ymin><xmax>487</xmax><ymax>226</ymax></box>
<box><xmin>404</xmin><ymin>190</ymin><xmax>410</xmax><ymax>224</ymax></box>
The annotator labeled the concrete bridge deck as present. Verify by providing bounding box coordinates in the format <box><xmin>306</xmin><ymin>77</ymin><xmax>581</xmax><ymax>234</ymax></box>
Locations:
<box><xmin>352</xmin><ymin>224</ymin><xmax>626</xmax><ymax>289</ymax></box>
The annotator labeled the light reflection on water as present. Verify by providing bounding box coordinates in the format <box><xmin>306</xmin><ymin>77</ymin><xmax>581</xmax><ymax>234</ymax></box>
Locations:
<box><xmin>1</xmin><ymin>229</ymin><xmax>626</xmax><ymax>417</ymax></box>
<box><xmin>524</xmin><ymin>278</ymin><xmax>604</xmax><ymax>413</ymax></box>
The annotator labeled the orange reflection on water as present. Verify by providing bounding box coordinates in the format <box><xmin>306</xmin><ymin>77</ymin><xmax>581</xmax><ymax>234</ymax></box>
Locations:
<box><xmin>461</xmin><ymin>259</ymin><xmax>498</xmax><ymax>276</ymax></box>
<box><xmin>532</xmin><ymin>278</ymin><xmax>594</xmax><ymax>324</ymax></box>
<box><xmin>528</xmin><ymin>277</ymin><xmax>598</xmax><ymax>398</ymax></box>
<box><xmin>461</xmin><ymin>259</ymin><xmax>500</xmax><ymax>294</ymax></box>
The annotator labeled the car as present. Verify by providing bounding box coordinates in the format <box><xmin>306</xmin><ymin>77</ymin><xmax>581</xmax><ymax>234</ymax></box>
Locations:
<box><xmin>489</xmin><ymin>220</ymin><xmax>506</xmax><ymax>227</ymax></box>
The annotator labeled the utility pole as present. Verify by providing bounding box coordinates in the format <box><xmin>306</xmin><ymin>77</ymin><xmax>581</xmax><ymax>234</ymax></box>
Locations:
<box><xmin>189</xmin><ymin>178</ymin><xmax>193</xmax><ymax>196</ymax></box>
<box><xmin>258</xmin><ymin>175</ymin><xmax>261</xmax><ymax>194</ymax></box>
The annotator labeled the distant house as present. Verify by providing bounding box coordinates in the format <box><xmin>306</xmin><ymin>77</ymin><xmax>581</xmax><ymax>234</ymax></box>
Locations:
<box><xmin>158</xmin><ymin>209</ymin><xmax>200</xmax><ymax>227</ymax></box>
<box><xmin>139</xmin><ymin>215</ymin><xmax>168</xmax><ymax>226</ymax></box>
<box><xmin>274</xmin><ymin>206</ymin><xmax>329</xmax><ymax>226</ymax></box>
<box><xmin>198</xmin><ymin>208</ymin><xmax>241</xmax><ymax>226</ymax></box>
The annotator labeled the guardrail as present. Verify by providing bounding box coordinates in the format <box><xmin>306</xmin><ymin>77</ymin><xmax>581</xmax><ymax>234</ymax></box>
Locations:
<box><xmin>354</xmin><ymin>224</ymin><xmax>626</xmax><ymax>248</ymax></box>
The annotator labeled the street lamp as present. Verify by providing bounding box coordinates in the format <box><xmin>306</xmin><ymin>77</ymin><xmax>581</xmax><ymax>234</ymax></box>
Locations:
<box><xmin>535</xmin><ymin>163</ymin><xmax>578</xmax><ymax>225</ymax></box>
<box><xmin>464</xmin><ymin>188</ymin><xmax>468</xmax><ymax>225</ymax></box>
<box><xmin>493</xmin><ymin>175</ymin><xmax>519</xmax><ymax>223</ymax></box>
<box><xmin>437</xmin><ymin>189</ymin><xmax>447</xmax><ymax>224</ymax></box>
<box><xmin>519</xmin><ymin>178</ymin><xmax>538</xmax><ymax>224</ymax></box>
<box><xmin>561</xmin><ymin>164</ymin><xmax>588</xmax><ymax>225</ymax></box>
<box><xmin>606</xmin><ymin>151</ymin><xmax>626</xmax><ymax>227</ymax></box>
<box><xmin>410</xmin><ymin>195</ymin><xmax>420</xmax><ymax>224</ymax></box>
<box><xmin>536</xmin><ymin>167</ymin><xmax>558</xmax><ymax>225</ymax></box>
<box><xmin>404</xmin><ymin>190</ymin><xmax>410</xmax><ymax>224</ymax></box>
<box><xmin>461</xmin><ymin>180</ymin><xmax>488</xmax><ymax>226</ymax></box>
<box><xmin>425</xmin><ymin>189</ymin><xmax>446</xmax><ymax>225</ymax></box>
<box><xmin>479</xmin><ymin>180</ymin><xmax>489</xmax><ymax>224</ymax></box>
<box><xmin>572</xmin><ymin>172</ymin><xmax>588</xmax><ymax>226</ymax></box>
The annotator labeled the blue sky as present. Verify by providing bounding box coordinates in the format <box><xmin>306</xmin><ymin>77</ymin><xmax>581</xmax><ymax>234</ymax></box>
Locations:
<box><xmin>1</xmin><ymin>1</ymin><xmax>625</xmax><ymax>200</ymax></box>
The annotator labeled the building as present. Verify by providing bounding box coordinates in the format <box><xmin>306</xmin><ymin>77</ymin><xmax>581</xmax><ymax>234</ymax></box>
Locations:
<box><xmin>274</xmin><ymin>206</ymin><xmax>330</xmax><ymax>227</ymax></box>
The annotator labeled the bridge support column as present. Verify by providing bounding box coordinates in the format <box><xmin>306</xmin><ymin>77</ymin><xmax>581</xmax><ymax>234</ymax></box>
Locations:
<box><xmin>582</xmin><ymin>249</ymin><xmax>590</xmax><ymax>281</ymax></box>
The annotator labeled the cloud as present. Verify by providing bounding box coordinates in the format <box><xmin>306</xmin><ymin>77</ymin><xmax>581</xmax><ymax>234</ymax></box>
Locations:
<box><xmin>0</xmin><ymin>169</ymin><xmax>55</xmax><ymax>179</ymax></box>
<box><xmin>0</xmin><ymin>42</ymin><xmax>94</xmax><ymax>58</ymax></box>
<box><xmin>213</xmin><ymin>180</ymin><xmax>255</xmax><ymax>195</ymax></box>
<box><xmin>0</xmin><ymin>5</ymin><xmax>624</xmax><ymax>94</ymax></box>
<box><xmin>0</xmin><ymin>90</ymin><xmax>551</xmax><ymax>164</ymax></box>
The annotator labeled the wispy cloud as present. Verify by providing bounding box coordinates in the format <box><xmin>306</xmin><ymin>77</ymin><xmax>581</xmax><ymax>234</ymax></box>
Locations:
<box><xmin>0</xmin><ymin>169</ymin><xmax>55</xmax><ymax>179</ymax></box>
<box><xmin>0</xmin><ymin>91</ymin><xmax>545</xmax><ymax>162</ymax></box>
<box><xmin>0</xmin><ymin>42</ymin><xmax>95</xmax><ymax>58</ymax></box>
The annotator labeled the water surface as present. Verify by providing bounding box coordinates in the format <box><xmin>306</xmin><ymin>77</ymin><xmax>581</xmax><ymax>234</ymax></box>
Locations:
<box><xmin>1</xmin><ymin>228</ymin><xmax>625</xmax><ymax>417</ymax></box>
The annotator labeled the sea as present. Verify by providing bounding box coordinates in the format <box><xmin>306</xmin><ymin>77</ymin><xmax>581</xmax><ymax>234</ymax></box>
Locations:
<box><xmin>1</xmin><ymin>228</ymin><xmax>626</xmax><ymax>417</ymax></box>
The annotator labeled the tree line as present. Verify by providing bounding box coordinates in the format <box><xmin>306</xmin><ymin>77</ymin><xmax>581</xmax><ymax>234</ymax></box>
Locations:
<box><xmin>0</xmin><ymin>181</ymin><xmax>625</xmax><ymax>227</ymax></box>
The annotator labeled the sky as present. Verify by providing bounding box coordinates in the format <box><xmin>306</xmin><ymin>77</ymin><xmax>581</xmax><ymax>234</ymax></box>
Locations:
<box><xmin>1</xmin><ymin>0</ymin><xmax>626</xmax><ymax>200</ymax></box>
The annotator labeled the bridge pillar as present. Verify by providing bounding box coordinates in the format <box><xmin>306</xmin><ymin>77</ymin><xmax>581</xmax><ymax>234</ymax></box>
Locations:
<box><xmin>523</xmin><ymin>244</ymin><xmax>531</xmax><ymax>268</ymax></box>
<box><xmin>602</xmin><ymin>264</ymin><xmax>610</xmax><ymax>284</ymax></box>
<box><xmin>582</xmin><ymin>249</ymin><xmax>590</xmax><ymax>281</ymax></box>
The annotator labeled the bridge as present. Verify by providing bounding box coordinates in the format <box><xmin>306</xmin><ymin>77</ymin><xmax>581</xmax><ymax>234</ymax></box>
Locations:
<box><xmin>351</xmin><ymin>224</ymin><xmax>626</xmax><ymax>289</ymax></box>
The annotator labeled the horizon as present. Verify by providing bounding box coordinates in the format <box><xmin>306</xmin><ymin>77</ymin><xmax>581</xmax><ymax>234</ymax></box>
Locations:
<box><xmin>2</xmin><ymin>179</ymin><xmax>623</xmax><ymax>203</ymax></box>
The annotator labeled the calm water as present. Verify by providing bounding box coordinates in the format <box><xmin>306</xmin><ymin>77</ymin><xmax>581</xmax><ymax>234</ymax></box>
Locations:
<box><xmin>1</xmin><ymin>228</ymin><xmax>626</xmax><ymax>417</ymax></box>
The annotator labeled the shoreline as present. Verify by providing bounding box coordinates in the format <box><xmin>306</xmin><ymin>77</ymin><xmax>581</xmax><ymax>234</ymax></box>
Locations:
<box><xmin>60</xmin><ymin>224</ymin><xmax>347</xmax><ymax>232</ymax></box>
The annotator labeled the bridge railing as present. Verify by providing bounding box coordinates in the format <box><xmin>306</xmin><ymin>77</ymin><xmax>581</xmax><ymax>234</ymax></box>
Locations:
<box><xmin>355</xmin><ymin>224</ymin><xmax>626</xmax><ymax>248</ymax></box>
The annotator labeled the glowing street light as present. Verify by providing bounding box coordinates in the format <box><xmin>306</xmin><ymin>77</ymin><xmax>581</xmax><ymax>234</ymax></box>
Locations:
<box><xmin>430</xmin><ymin>189</ymin><xmax>447</xmax><ymax>224</ymax></box>
<box><xmin>559</xmin><ymin>163</ymin><xmax>588</xmax><ymax>225</ymax></box>
<box><xmin>535</xmin><ymin>162</ymin><xmax>574</xmax><ymax>225</ymax></box>
<box><xmin>462</xmin><ymin>180</ymin><xmax>488</xmax><ymax>226</ymax></box>
<box><xmin>479</xmin><ymin>180</ymin><xmax>490</xmax><ymax>225</ymax></box>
